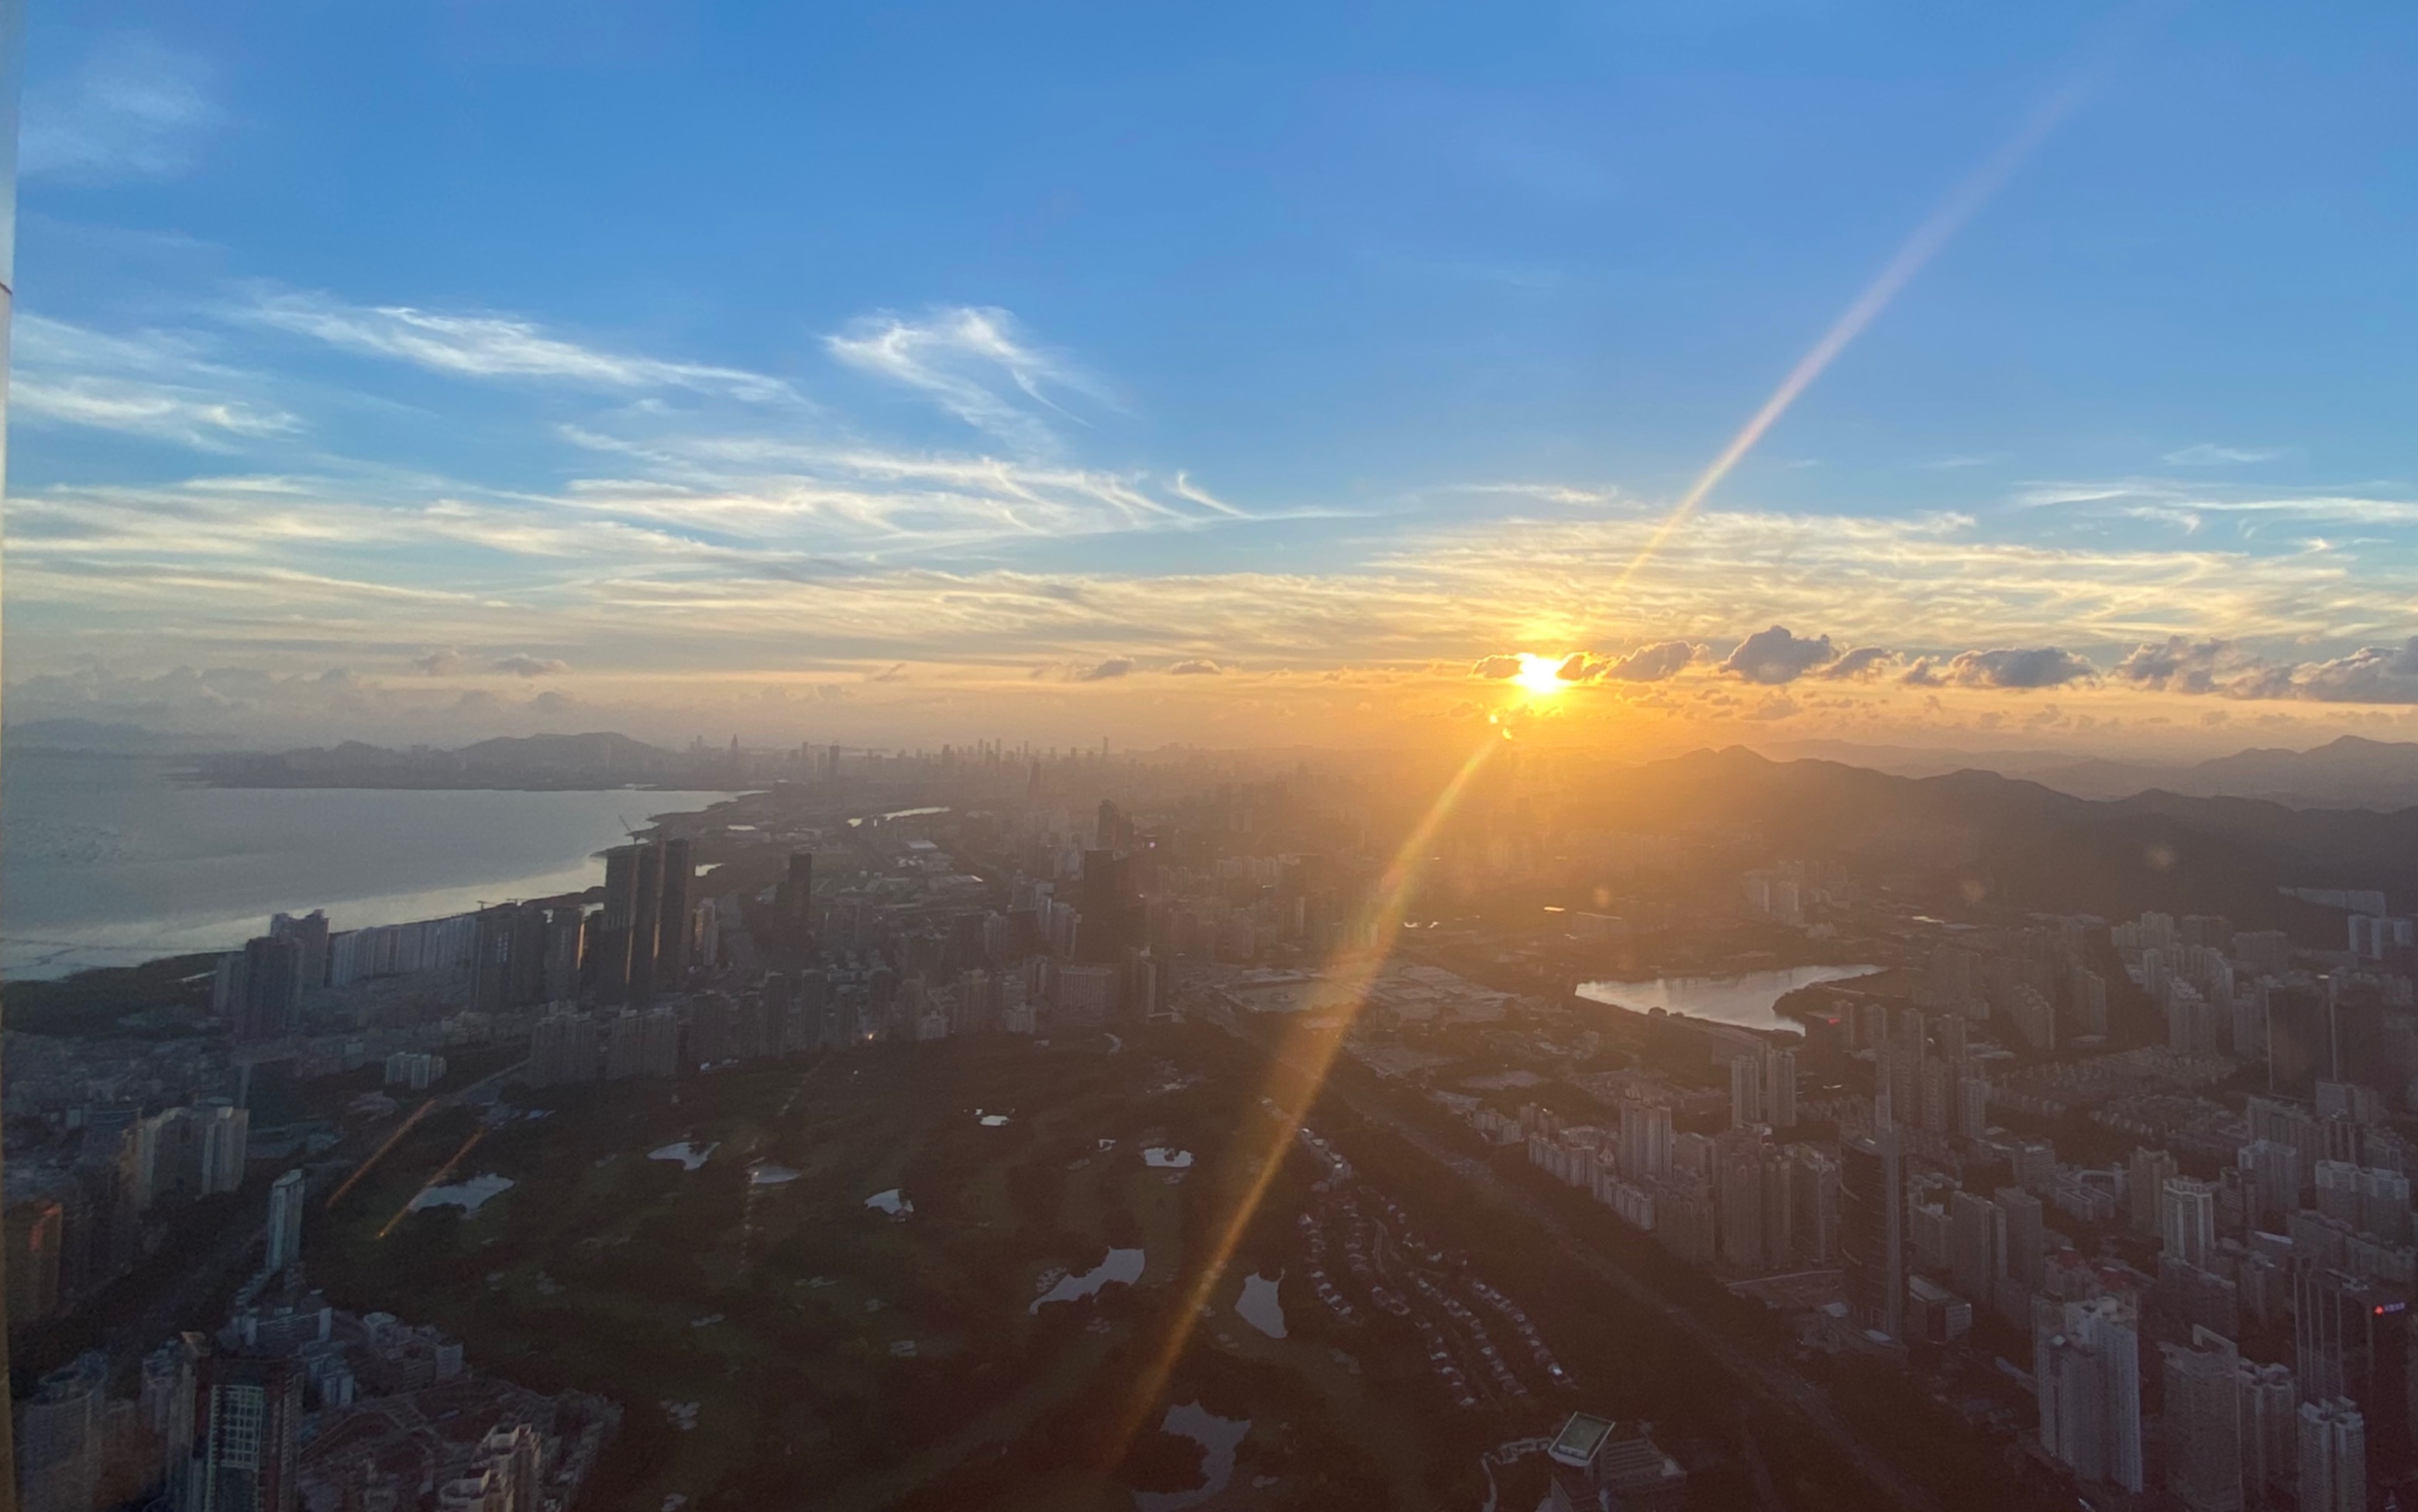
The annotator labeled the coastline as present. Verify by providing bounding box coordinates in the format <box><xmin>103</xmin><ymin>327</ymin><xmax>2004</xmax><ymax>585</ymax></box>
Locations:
<box><xmin>2</xmin><ymin>756</ymin><xmax>744</xmax><ymax>981</ymax></box>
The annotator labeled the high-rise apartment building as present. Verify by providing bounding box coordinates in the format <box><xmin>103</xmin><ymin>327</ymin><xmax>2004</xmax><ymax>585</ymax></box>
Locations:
<box><xmin>17</xmin><ymin>1352</ymin><xmax>105</xmax><ymax>1512</ymax></box>
<box><xmin>1619</xmin><ymin>1099</ymin><xmax>1673</xmax><ymax>1185</ymax></box>
<box><xmin>2130</xmin><ymin>1147</ymin><xmax>2179</xmax><ymax>1238</ymax></box>
<box><xmin>265</xmin><ymin>1170</ymin><xmax>304</xmax><ymax>1277</ymax></box>
<box><xmin>2036</xmin><ymin>1296</ymin><xmax>2145</xmax><ymax>1492</ymax></box>
<box><xmin>267</xmin><ymin>911</ymin><xmax>330</xmax><ymax>993</ymax></box>
<box><xmin>1997</xmin><ymin>1186</ymin><xmax>2045</xmax><ymax>1296</ymax></box>
<box><xmin>2298</xmin><ymin>1398</ymin><xmax>2365</xmax><ymax>1512</ymax></box>
<box><xmin>1728</xmin><ymin>1056</ymin><xmax>1763</xmax><ymax>1129</ymax></box>
<box><xmin>2162</xmin><ymin>1328</ymin><xmax>2243</xmax><ymax>1512</ymax></box>
<box><xmin>5</xmin><ymin>1197</ymin><xmax>62</xmax><ymax>1325</ymax></box>
<box><xmin>1763</xmin><ymin>1046</ymin><xmax>1797</xmax><ymax>1130</ymax></box>
<box><xmin>542</xmin><ymin>905</ymin><xmax>586</xmax><ymax>1002</ymax></box>
<box><xmin>2162</xmin><ymin>1177</ymin><xmax>2218</xmax><ymax>1270</ymax></box>
<box><xmin>1715</xmin><ymin>1131</ymin><xmax>1765</xmax><ymax>1271</ymax></box>
<box><xmin>2237</xmin><ymin>1359</ymin><xmax>2297</xmax><ymax>1506</ymax></box>
<box><xmin>1788</xmin><ymin>1146</ymin><xmax>1840</xmax><ymax>1264</ymax></box>
<box><xmin>227</xmin><ymin>935</ymin><xmax>305</xmax><ymax>1043</ymax></box>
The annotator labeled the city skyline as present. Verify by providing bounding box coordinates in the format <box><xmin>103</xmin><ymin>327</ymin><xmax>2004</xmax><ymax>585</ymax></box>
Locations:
<box><xmin>9</xmin><ymin>3</ymin><xmax>2418</xmax><ymax>756</ymax></box>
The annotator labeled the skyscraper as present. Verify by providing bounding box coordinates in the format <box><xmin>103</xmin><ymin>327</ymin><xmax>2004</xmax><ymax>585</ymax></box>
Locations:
<box><xmin>1949</xmin><ymin>1190</ymin><xmax>2000</xmax><ymax>1313</ymax></box>
<box><xmin>655</xmin><ymin>837</ymin><xmax>693</xmax><ymax>984</ymax></box>
<box><xmin>264</xmin><ymin>1171</ymin><xmax>304</xmax><ymax>1277</ymax></box>
<box><xmin>2293</xmin><ymin>1266</ymin><xmax>2409</xmax><ymax>1486</ymax></box>
<box><xmin>1841</xmin><ymin>1130</ymin><xmax>1904</xmax><ymax>1339</ymax></box>
<box><xmin>594</xmin><ymin>843</ymin><xmax>645</xmax><ymax>1004</ymax></box>
<box><xmin>626</xmin><ymin>841</ymin><xmax>664</xmax><ymax>1005</ymax></box>
<box><xmin>1075</xmin><ymin>849</ymin><xmax>1138</xmax><ymax>964</ymax></box>
<box><xmin>772</xmin><ymin>850</ymin><xmax>815</xmax><ymax>962</ymax></box>
<box><xmin>232</xmin><ymin>936</ymin><xmax>304</xmax><ymax>1043</ymax></box>
<box><xmin>193</xmin><ymin>1354</ymin><xmax>302</xmax><ymax>1512</ymax></box>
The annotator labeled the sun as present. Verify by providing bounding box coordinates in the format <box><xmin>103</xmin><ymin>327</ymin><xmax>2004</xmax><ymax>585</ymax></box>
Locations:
<box><xmin>1512</xmin><ymin>653</ymin><xmax>1567</xmax><ymax>696</ymax></box>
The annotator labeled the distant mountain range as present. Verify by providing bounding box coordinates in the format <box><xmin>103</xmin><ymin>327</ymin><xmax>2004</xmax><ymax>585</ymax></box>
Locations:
<box><xmin>1576</xmin><ymin>747</ymin><xmax>2418</xmax><ymax>939</ymax></box>
<box><xmin>2</xmin><ymin>718</ymin><xmax>245</xmax><ymax>755</ymax></box>
<box><xmin>1770</xmin><ymin>735</ymin><xmax>2418</xmax><ymax>810</ymax></box>
<box><xmin>194</xmin><ymin>732</ymin><xmax>731</xmax><ymax>790</ymax></box>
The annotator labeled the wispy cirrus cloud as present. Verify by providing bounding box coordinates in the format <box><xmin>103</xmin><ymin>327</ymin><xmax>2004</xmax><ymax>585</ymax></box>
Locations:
<box><xmin>22</xmin><ymin>35</ymin><xmax>219</xmax><ymax>182</ymax></box>
<box><xmin>2165</xmin><ymin>443</ymin><xmax>2282</xmax><ymax>466</ymax></box>
<box><xmin>827</xmin><ymin>305</ymin><xmax>1106</xmax><ymax>452</ymax></box>
<box><xmin>241</xmin><ymin>290</ymin><xmax>799</xmax><ymax>402</ymax></box>
<box><xmin>10</xmin><ymin>315</ymin><xmax>300</xmax><ymax>449</ymax></box>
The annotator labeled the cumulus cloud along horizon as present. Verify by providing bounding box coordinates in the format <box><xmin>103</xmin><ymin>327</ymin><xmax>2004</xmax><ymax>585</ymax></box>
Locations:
<box><xmin>1903</xmin><ymin>647</ymin><xmax>2095</xmax><ymax>690</ymax></box>
<box><xmin>2116</xmin><ymin>636</ymin><xmax>2418</xmax><ymax>704</ymax></box>
<box><xmin>1719</xmin><ymin>627</ymin><xmax>1838</xmax><ymax>686</ymax></box>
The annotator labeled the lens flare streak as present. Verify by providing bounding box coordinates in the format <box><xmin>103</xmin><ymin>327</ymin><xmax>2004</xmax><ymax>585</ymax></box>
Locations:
<box><xmin>325</xmin><ymin>1098</ymin><xmax>435</xmax><ymax>1211</ymax></box>
<box><xmin>1608</xmin><ymin>80</ymin><xmax>2088</xmax><ymax>596</ymax></box>
<box><xmin>1112</xmin><ymin>735</ymin><xmax>1500</xmax><ymax>1456</ymax></box>
<box><xmin>377</xmin><ymin>1126</ymin><xmax>487</xmax><ymax>1240</ymax></box>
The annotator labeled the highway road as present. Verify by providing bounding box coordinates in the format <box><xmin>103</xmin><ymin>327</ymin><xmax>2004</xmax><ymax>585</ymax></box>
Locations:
<box><xmin>1214</xmin><ymin>1005</ymin><xmax>1942</xmax><ymax>1512</ymax></box>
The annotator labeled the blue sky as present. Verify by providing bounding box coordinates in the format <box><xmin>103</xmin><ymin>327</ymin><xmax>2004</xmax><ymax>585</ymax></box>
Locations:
<box><xmin>8</xmin><ymin>1</ymin><xmax>2417</xmax><ymax>750</ymax></box>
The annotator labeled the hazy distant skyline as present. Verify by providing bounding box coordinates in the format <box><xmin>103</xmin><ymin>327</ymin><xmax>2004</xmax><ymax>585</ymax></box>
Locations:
<box><xmin>7</xmin><ymin>2</ymin><xmax>2416</xmax><ymax>754</ymax></box>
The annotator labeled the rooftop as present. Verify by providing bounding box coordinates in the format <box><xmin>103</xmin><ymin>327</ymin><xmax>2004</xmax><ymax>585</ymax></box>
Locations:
<box><xmin>1547</xmin><ymin>1411</ymin><xmax>1615</xmax><ymax>1468</ymax></box>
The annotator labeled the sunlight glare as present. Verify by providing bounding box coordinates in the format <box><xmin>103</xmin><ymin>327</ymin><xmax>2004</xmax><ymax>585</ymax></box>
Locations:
<box><xmin>1513</xmin><ymin>653</ymin><xmax>1567</xmax><ymax>697</ymax></box>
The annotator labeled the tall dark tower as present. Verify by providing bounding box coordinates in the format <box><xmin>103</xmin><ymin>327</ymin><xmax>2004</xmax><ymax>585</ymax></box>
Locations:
<box><xmin>596</xmin><ymin>844</ymin><xmax>641</xmax><ymax>1003</ymax></box>
<box><xmin>628</xmin><ymin>842</ymin><xmax>664</xmax><ymax>1005</ymax></box>
<box><xmin>773</xmin><ymin>850</ymin><xmax>814</xmax><ymax>962</ymax></box>
<box><xmin>655</xmin><ymin>837</ymin><xmax>693</xmax><ymax>985</ymax></box>
<box><xmin>1076</xmin><ymin>850</ymin><xmax>1133</xmax><ymax>964</ymax></box>
<box><xmin>1840</xmin><ymin>1130</ymin><xmax>1904</xmax><ymax>1340</ymax></box>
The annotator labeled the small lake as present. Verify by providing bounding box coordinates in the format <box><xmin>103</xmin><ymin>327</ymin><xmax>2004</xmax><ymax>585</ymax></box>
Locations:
<box><xmin>1236</xmin><ymin>1272</ymin><xmax>1285</xmax><ymax>1338</ymax></box>
<box><xmin>1133</xmin><ymin>1402</ymin><xmax>1250</xmax><ymax>1512</ymax></box>
<box><xmin>1030</xmin><ymin>1248</ymin><xmax>1144</xmax><ymax>1313</ymax></box>
<box><xmin>1576</xmin><ymin>964</ymin><xmax>1883</xmax><ymax>1034</ymax></box>
<box><xmin>649</xmin><ymin>1142</ymin><xmax>717</xmax><ymax>1171</ymax></box>
<box><xmin>410</xmin><ymin>1173</ymin><xmax>514</xmax><ymax>1214</ymax></box>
